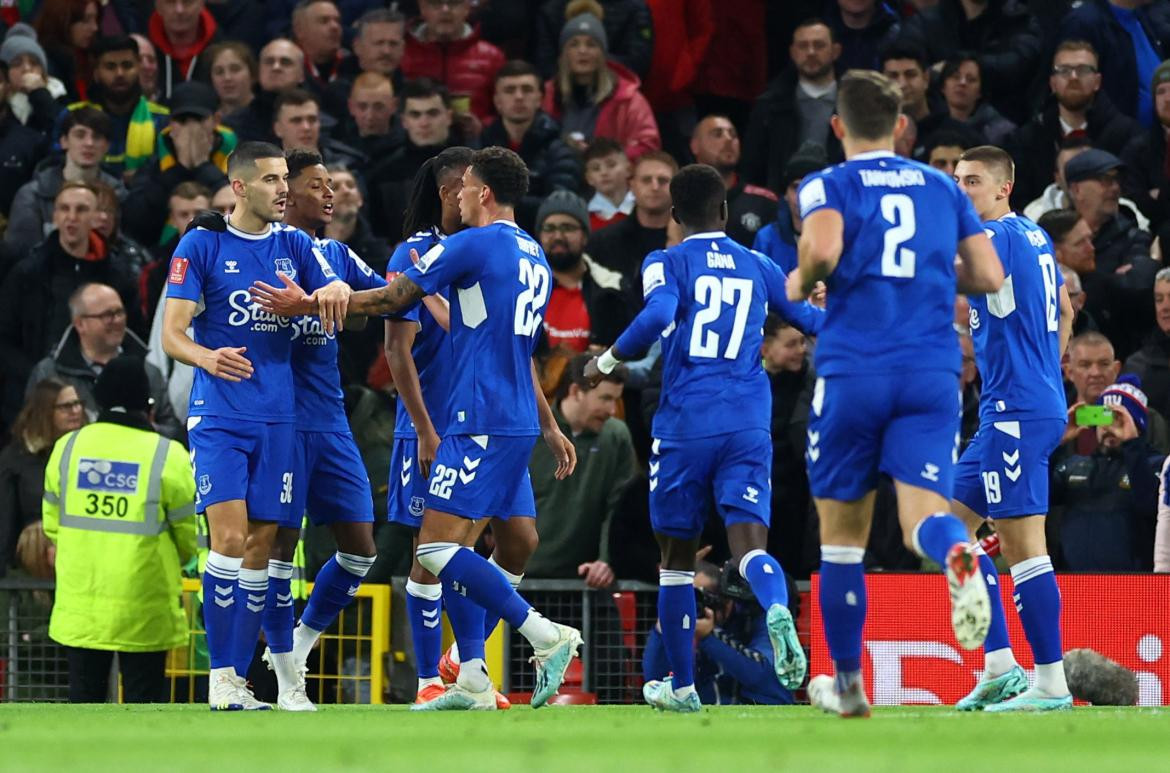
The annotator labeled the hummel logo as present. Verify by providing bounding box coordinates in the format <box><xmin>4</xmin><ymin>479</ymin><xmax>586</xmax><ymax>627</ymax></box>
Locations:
<box><xmin>401</xmin><ymin>456</ymin><xmax>412</xmax><ymax>486</ymax></box>
<box><xmin>808</xmin><ymin>447</ymin><xmax>821</xmax><ymax>463</ymax></box>
<box><xmin>1002</xmin><ymin>449</ymin><xmax>1020</xmax><ymax>466</ymax></box>
<box><xmin>347</xmin><ymin>584</ymin><xmax>359</xmax><ymax>596</ymax></box>
<box><xmin>215</xmin><ymin>596</ymin><xmax>233</xmax><ymax>608</ymax></box>
<box><xmin>277</xmin><ymin>592</ymin><xmax>293</xmax><ymax>607</ymax></box>
<box><xmin>225</xmin><ymin>260</ymin><xmax>239</xmax><ymax>274</ymax></box>
<box><xmin>807</xmin><ymin>430</ymin><xmax>820</xmax><ymax>446</ymax></box>
<box><xmin>649</xmin><ymin>478</ymin><xmax>658</xmax><ymax>492</ymax></box>
<box><xmin>743</xmin><ymin>486</ymin><xmax>760</xmax><ymax>504</ymax></box>
<box><xmin>649</xmin><ymin>461</ymin><xmax>660</xmax><ymax>476</ymax></box>
<box><xmin>422</xmin><ymin>609</ymin><xmax>440</xmax><ymax>629</ymax></box>
<box><xmin>1004</xmin><ymin>466</ymin><xmax>1022</xmax><ymax>482</ymax></box>
<box><xmin>214</xmin><ymin>585</ymin><xmax>232</xmax><ymax>597</ymax></box>
<box><xmin>459</xmin><ymin>455</ymin><xmax>481</xmax><ymax>485</ymax></box>
<box><xmin>921</xmin><ymin>463</ymin><xmax>940</xmax><ymax>482</ymax></box>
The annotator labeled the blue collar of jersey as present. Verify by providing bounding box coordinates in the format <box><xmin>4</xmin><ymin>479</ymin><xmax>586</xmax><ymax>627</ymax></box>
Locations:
<box><xmin>683</xmin><ymin>231</ymin><xmax>727</xmax><ymax>242</ymax></box>
<box><xmin>850</xmin><ymin>150</ymin><xmax>897</xmax><ymax>161</ymax></box>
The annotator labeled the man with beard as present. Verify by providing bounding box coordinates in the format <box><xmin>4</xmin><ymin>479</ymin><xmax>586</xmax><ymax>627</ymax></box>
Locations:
<box><xmin>57</xmin><ymin>36</ymin><xmax>170</xmax><ymax>181</ymax></box>
<box><xmin>690</xmin><ymin>114</ymin><xmax>777</xmax><ymax>247</ymax></box>
<box><xmin>537</xmin><ymin>190</ymin><xmax>631</xmax><ymax>353</ymax></box>
<box><xmin>1010</xmin><ymin>41</ymin><xmax>1140</xmax><ymax>208</ymax></box>
<box><xmin>741</xmin><ymin>19</ymin><xmax>841</xmax><ymax>191</ymax></box>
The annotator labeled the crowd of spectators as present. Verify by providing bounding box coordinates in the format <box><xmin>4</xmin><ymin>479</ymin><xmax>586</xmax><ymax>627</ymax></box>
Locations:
<box><xmin>4</xmin><ymin>0</ymin><xmax>1170</xmax><ymax>588</ymax></box>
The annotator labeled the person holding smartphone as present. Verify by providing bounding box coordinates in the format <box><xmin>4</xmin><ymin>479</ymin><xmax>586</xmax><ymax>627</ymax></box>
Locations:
<box><xmin>1051</xmin><ymin>375</ymin><xmax>1162</xmax><ymax>571</ymax></box>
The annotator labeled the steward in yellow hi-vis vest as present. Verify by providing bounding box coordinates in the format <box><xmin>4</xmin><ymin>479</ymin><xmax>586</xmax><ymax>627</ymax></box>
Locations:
<box><xmin>42</xmin><ymin>356</ymin><xmax>196</xmax><ymax>703</ymax></box>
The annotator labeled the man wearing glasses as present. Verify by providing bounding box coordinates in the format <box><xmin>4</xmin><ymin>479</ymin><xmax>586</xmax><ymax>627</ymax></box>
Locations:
<box><xmin>27</xmin><ymin>283</ymin><xmax>180</xmax><ymax>438</ymax></box>
<box><xmin>536</xmin><ymin>190</ymin><xmax>630</xmax><ymax>352</ymax></box>
<box><xmin>1010</xmin><ymin>40</ymin><xmax>1140</xmax><ymax>207</ymax></box>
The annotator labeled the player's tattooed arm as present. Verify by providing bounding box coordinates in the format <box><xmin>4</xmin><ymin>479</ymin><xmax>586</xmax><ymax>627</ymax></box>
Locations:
<box><xmin>347</xmin><ymin>274</ymin><xmax>427</xmax><ymax>316</ymax></box>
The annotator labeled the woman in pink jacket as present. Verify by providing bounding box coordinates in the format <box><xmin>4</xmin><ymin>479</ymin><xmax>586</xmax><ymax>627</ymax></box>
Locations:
<box><xmin>541</xmin><ymin>0</ymin><xmax>660</xmax><ymax>161</ymax></box>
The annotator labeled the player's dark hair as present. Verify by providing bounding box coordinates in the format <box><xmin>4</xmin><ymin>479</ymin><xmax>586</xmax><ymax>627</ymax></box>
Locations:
<box><xmin>61</xmin><ymin>106</ymin><xmax>112</xmax><ymax>142</ymax></box>
<box><xmin>1037</xmin><ymin>208</ymin><xmax>1082</xmax><ymax>246</ymax></box>
<box><xmin>494</xmin><ymin>59</ymin><xmax>540</xmax><ymax>86</ymax></box>
<box><xmin>878</xmin><ymin>40</ymin><xmax>928</xmax><ymax>72</ymax></box>
<box><xmin>286</xmin><ymin>148</ymin><xmax>325</xmax><ymax>181</ymax></box>
<box><xmin>959</xmin><ymin>145</ymin><xmax>1014</xmax><ymax>184</ymax></box>
<box><xmin>669</xmin><ymin>163</ymin><xmax>726</xmax><ymax>228</ymax></box>
<box><xmin>582</xmin><ymin>136</ymin><xmax>625</xmax><ymax>164</ymax></box>
<box><xmin>558</xmin><ymin>353</ymin><xmax>626</xmax><ymax>401</ymax></box>
<box><xmin>469</xmin><ymin>146</ymin><xmax>529</xmax><ymax>208</ymax></box>
<box><xmin>837</xmin><ymin>69</ymin><xmax>902</xmax><ymax>142</ymax></box>
<box><xmin>401</xmin><ymin>146</ymin><xmax>474</xmax><ymax>238</ymax></box>
<box><xmin>92</xmin><ymin>35</ymin><xmax>140</xmax><ymax>61</ymax></box>
<box><xmin>402</xmin><ymin>77</ymin><xmax>451</xmax><ymax>107</ymax></box>
<box><xmin>228</xmin><ymin>141</ymin><xmax>285</xmax><ymax>179</ymax></box>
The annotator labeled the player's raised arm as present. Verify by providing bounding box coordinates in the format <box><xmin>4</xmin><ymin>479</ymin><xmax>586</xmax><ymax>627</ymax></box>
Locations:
<box><xmin>956</xmin><ymin>230</ymin><xmax>1005</xmax><ymax>294</ymax></box>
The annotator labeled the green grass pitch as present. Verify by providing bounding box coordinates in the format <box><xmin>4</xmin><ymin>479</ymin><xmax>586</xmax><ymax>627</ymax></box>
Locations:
<box><xmin>2</xmin><ymin>704</ymin><xmax>1168</xmax><ymax>772</ymax></box>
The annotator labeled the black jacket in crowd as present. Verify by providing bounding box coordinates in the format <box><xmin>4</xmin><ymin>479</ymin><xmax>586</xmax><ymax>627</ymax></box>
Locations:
<box><xmin>740</xmin><ymin>68</ymin><xmax>843</xmax><ymax>192</ymax></box>
<box><xmin>1050</xmin><ymin>437</ymin><xmax>1161</xmax><ymax>571</ymax></box>
<box><xmin>826</xmin><ymin>0</ymin><xmax>901</xmax><ymax>74</ymax></box>
<box><xmin>1010</xmin><ymin>91</ymin><xmax>1142</xmax><ymax>208</ymax></box>
<box><xmin>533</xmin><ymin>0</ymin><xmax>654</xmax><ymax>79</ymax></box>
<box><xmin>480</xmin><ymin>112</ymin><xmax>581</xmax><ymax>234</ymax></box>
<box><xmin>0</xmin><ymin>110</ymin><xmax>49</xmax><ymax>218</ymax></box>
<box><xmin>1058</xmin><ymin>0</ymin><xmax>1170</xmax><ymax>124</ymax></box>
<box><xmin>1121</xmin><ymin>122</ymin><xmax>1170</xmax><ymax>240</ymax></box>
<box><xmin>1125</xmin><ymin>328</ymin><xmax>1170</xmax><ymax>423</ymax></box>
<box><xmin>0</xmin><ymin>232</ymin><xmax>143</xmax><ymax>424</ymax></box>
<box><xmin>898</xmin><ymin>0</ymin><xmax>1043</xmax><ymax>123</ymax></box>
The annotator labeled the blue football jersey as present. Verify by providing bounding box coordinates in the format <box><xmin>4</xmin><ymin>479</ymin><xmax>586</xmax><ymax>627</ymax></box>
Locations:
<box><xmin>968</xmin><ymin>214</ymin><xmax>1066</xmax><ymax>422</ymax></box>
<box><xmin>403</xmin><ymin>221</ymin><xmax>550</xmax><ymax>436</ymax></box>
<box><xmin>292</xmin><ymin>237</ymin><xmax>387</xmax><ymax>431</ymax></box>
<box><xmin>645</xmin><ymin>232</ymin><xmax>822</xmax><ymax>440</ymax></box>
<box><xmin>387</xmin><ymin>228</ymin><xmax>454</xmax><ymax>438</ymax></box>
<box><xmin>166</xmin><ymin>222</ymin><xmax>339</xmax><ymax>422</ymax></box>
<box><xmin>798</xmin><ymin>151</ymin><xmax>984</xmax><ymax>377</ymax></box>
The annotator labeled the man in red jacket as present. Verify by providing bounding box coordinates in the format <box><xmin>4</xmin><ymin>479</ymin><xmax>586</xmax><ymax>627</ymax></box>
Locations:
<box><xmin>148</xmin><ymin>0</ymin><xmax>219</xmax><ymax>100</ymax></box>
<box><xmin>400</xmin><ymin>0</ymin><xmax>504</xmax><ymax>124</ymax></box>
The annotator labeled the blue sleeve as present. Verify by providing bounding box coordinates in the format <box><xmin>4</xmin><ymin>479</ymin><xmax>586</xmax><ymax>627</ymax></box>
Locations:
<box><xmin>759</xmin><ymin>254</ymin><xmax>825</xmax><ymax>335</ymax></box>
<box><xmin>164</xmin><ymin>231</ymin><xmax>208</xmax><ymax>302</ymax></box>
<box><xmin>797</xmin><ymin>170</ymin><xmax>842</xmax><ymax>220</ymax></box>
<box><xmin>385</xmin><ymin>243</ymin><xmax>421</xmax><ymax>323</ymax></box>
<box><xmin>985</xmin><ymin>222</ymin><xmax>1013</xmax><ymax>275</ymax></box>
<box><xmin>614</xmin><ymin>251</ymin><xmax>678</xmax><ymax>357</ymax></box>
<box><xmin>953</xmin><ymin>184</ymin><xmax>985</xmax><ymax>241</ymax></box>
<box><xmin>403</xmin><ymin>232</ymin><xmax>471</xmax><ymax>298</ymax></box>
<box><xmin>641</xmin><ymin>628</ymin><xmax>672</xmax><ymax>682</ymax></box>
<box><xmin>290</xmin><ymin>230</ymin><xmax>339</xmax><ymax>292</ymax></box>
<box><xmin>696</xmin><ymin>623</ymin><xmax>791</xmax><ymax>704</ymax></box>
<box><xmin>751</xmin><ymin>223</ymin><xmax>777</xmax><ymax>256</ymax></box>
<box><xmin>338</xmin><ymin>244</ymin><xmax>387</xmax><ymax>292</ymax></box>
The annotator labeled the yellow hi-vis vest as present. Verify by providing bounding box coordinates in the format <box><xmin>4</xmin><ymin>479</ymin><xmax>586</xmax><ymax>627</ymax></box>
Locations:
<box><xmin>43</xmin><ymin>421</ymin><xmax>197</xmax><ymax>652</ymax></box>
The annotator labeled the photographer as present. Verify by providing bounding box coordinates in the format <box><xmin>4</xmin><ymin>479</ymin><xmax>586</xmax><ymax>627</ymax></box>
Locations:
<box><xmin>1051</xmin><ymin>376</ymin><xmax>1163</xmax><ymax>570</ymax></box>
<box><xmin>642</xmin><ymin>561</ymin><xmax>795</xmax><ymax>705</ymax></box>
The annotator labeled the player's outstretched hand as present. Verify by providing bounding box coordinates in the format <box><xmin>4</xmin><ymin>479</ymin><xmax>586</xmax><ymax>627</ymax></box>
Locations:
<box><xmin>200</xmin><ymin>346</ymin><xmax>252</xmax><ymax>382</ymax></box>
<box><xmin>314</xmin><ymin>279</ymin><xmax>353</xmax><ymax>335</ymax></box>
<box><xmin>786</xmin><ymin>269</ymin><xmax>807</xmax><ymax>302</ymax></box>
<box><xmin>543</xmin><ymin>426</ymin><xmax>577</xmax><ymax>479</ymax></box>
<box><xmin>251</xmin><ymin>273</ymin><xmax>314</xmax><ymax>317</ymax></box>
<box><xmin>582</xmin><ymin>356</ymin><xmax>604</xmax><ymax>387</ymax></box>
<box><xmin>185</xmin><ymin>209</ymin><xmax>227</xmax><ymax>235</ymax></box>
<box><xmin>418</xmin><ymin>428</ymin><xmax>441</xmax><ymax>480</ymax></box>
<box><xmin>577</xmin><ymin>560</ymin><xmax>614</xmax><ymax>589</ymax></box>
